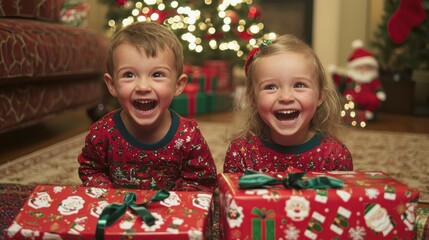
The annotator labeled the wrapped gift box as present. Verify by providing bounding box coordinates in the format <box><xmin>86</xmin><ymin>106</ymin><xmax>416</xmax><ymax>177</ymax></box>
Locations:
<box><xmin>203</xmin><ymin>60</ymin><xmax>232</xmax><ymax>91</ymax></box>
<box><xmin>207</xmin><ymin>92</ymin><xmax>233</xmax><ymax>112</ymax></box>
<box><xmin>5</xmin><ymin>185</ymin><xmax>213</xmax><ymax>240</ymax></box>
<box><xmin>218</xmin><ymin>171</ymin><xmax>420</xmax><ymax>240</ymax></box>
<box><xmin>170</xmin><ymin>82</ymin><xmax>208</xmax><ymax>116</ymax></box>
<box><xmin>415</xmin><ymin>208</ymin><xmax>429</xmax><ymax>240</ymax></box>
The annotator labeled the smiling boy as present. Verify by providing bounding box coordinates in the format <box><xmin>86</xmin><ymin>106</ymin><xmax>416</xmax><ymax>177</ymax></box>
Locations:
<box><xmin>78</xmin><ymin>22</ymin><xmax>218</xmax><ymax>192</ymax></box>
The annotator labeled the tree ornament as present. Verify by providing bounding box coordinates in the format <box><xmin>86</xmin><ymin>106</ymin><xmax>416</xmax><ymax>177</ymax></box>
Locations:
<box><xmin>236</xmin><ymin>30</ymin><xmax>253</xmax><ymax>41</ymax></box>
<box><xmin>248</xmin><ymin>5</ymin><xmax>262</xmax><ymax>19</ymax></box>
<box><xmin>226</xmin><ymin>10</ymin><xmax>239</xmax><ymax>24</ymax></box>
<box><xmin>115</xmin><ymin>0</ymin><xmax>127</xmax><ymax>6</ymax></box>
<box><xmin>387</xmin><ymin>0</ymin><xmax>427</xmax><ymax>44</ymax></box>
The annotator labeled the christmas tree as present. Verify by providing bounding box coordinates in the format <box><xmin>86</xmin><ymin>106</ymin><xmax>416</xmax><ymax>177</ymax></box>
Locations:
<box><xmin>98</xmin><ymin>0</ymin><xmax>276</xmax><ymax>67</ymax></box>
<box><xmin>371</xmin><ymin>0</ymin><xmax>429</xmax><ymax>71</ymax></box>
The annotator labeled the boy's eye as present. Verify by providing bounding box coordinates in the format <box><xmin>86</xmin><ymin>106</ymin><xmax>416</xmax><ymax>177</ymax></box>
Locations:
<box><xmin>122</xmin><ymin>72</ymin><xmax>135</xmax><ymax>78</ymax></box>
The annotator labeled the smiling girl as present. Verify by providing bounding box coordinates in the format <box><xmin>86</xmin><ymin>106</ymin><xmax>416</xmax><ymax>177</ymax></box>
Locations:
<box><xmin>223</xmin><ymin>35</ymin><xmax>352</xmax><ymax>173</ymax></box>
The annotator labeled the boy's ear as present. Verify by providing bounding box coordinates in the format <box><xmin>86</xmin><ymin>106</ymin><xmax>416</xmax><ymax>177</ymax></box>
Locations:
<box><xmin>104</xmin><ymin>73</ymin><xmax>117</xmax><ymax>97</ymax></box>
<box><xmin>174</xmin><ymin>73</ymin><xmax>188</xmax><ymax>96</ymax></box>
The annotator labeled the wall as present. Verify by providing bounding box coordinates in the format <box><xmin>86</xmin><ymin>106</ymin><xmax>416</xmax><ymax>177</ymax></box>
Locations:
<box><xmin>313</xmin><ymin>0</ymin><xmax>381</xmax><ymax>70</ymax></box>
<box><xmin>87</xmin><ymin>0</ymin><xmax>108</xmax><ymax>34</ymax></box>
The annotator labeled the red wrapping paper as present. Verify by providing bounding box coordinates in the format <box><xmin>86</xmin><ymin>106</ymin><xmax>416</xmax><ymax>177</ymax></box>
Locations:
<box><xmin>218</xmin><ymin>171</ymin><xmax>420</xmax><ymax>240</ymax></box>
<box><xmin>5</xmin><ymin>185</ymin><xmax>213</xmax><ymax>240</ymax></box>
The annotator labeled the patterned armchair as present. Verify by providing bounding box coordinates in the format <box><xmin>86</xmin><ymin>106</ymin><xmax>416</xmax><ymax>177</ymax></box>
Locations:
<box><xmin>0</xmin><ymin>0</ymin><xmax>108</xmax><ymax>134</ymax></box>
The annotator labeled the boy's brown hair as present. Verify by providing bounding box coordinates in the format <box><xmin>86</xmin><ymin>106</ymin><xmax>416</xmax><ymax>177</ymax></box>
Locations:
<box><xmin>105</xmin><ymin>21</ymin><xmax>184</xmax><ymax>78</ymax></box>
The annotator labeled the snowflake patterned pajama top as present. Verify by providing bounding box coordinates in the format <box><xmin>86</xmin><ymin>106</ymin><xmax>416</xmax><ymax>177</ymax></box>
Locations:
<box><xmin>223</xmin><ymin>132</ymin><xmax>353</xmax><ymax>173</ymax></box>
<box><xmin>78</xmin><ymin>109</ymin><xmax>218</xmax><ymax>193</ymax></box>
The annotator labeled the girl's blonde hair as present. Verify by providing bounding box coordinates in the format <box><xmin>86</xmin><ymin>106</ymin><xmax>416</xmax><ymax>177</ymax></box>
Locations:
<box><xmin>105</xmin><ymin>21</ymin><xmax>184</xmax><ymax>78</ymax></box>
<box><xmin>240</xmin><ymin>34</ymin><xmax>342</xmax><ymax>141</ymax></box>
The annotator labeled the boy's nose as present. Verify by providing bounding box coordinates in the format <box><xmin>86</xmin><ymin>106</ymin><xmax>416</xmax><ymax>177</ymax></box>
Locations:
<box><xmin>135</xmin><ymin>78</ymin><xmax>151</xmax><ymax>91</ymax></box>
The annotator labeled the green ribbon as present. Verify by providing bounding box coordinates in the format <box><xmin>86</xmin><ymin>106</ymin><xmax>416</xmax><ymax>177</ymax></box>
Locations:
<box><xmin>95</xmin><ymin>189</ymin><xmax>170</xmax><ymax>240</ymax></box>
<box><xmin>239</xmin><ymin>170</ymin><xmax>343</xmax><ymax>190</ymax></box>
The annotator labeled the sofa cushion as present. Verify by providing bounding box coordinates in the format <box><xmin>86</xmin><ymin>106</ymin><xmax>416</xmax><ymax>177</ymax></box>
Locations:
<box><xmin>0</xmin><ymin>0</ymin><xmax>65</xmax><ymax>22</ymax></box>
<box><xmin>0</xmin><ymin>19</ymin><xmax>107</xmax><ymax>84</ymax></box>
<box><xmin>0</xmin><ymin>78</ymin><xmax>106</xmax><ymax>133</ymax></box>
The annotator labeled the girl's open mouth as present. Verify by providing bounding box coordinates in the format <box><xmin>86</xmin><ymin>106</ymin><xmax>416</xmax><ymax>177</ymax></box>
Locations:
<box><xmin>275</xmin><ymin>110</ymin><xmax>300</xmax><ymax>121</ymax></box>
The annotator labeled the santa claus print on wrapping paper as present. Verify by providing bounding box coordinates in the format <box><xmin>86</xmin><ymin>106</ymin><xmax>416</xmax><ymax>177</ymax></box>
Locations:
<box><xmin>364</xmin><ymin>203</ymin><xmax>394</xmax><ymax>236</ymax></box>
<box><xmin>329</xmin><ymin>40</ymin><xmax>386</xmax><ymax>121</ymax></box>
<box><xmin>58</xmin><ymin>196</ymin><xmax>85</xmax><ymax>215</ymax></box>
<box><xmin>28</xmin><ymin>191</ymin><xmax>53</xmax><ymax>209</ymax></box>
<box><xmin>85</xmin><ymin>187</ymin><xmax>108</xmax><ymax>198</ymax></box>
<box><xmin>160</xmin><ymin>191</ymin><xmax>181</xmax><ymax>207</ymax></box>
<box><xmin>192</xmin><ymin>193</ymin><xmax>212</xmax><ymax>210</ymax></box>
<box><xmin>284</xmin><ymin>196</ymin><xmax>310</xmax><ymax>222</ymax></box>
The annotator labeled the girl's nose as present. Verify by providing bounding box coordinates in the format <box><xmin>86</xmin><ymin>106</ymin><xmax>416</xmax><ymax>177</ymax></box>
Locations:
<box><xmin>279</xmin><ymin>88</ymin><xmax>294</xmax><ymax>103</ymax></box>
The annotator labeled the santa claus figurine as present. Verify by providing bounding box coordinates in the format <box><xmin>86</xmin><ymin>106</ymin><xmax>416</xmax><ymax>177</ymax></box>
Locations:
<box><xmin>329</xmin><ymin>40</ymin><xmax>386</xmax><ymax>120</ymax></box>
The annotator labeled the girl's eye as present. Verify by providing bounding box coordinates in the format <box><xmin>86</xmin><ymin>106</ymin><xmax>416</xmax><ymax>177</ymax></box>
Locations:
<box><xmin>264</xmin><ymin>84</ymin><xmax>277</xmax><ymax>90</ymax></box>
<box><xmin>295</xmin><ymin>82</ymin><xmax>306</xmax><ymax>88</ymax></box>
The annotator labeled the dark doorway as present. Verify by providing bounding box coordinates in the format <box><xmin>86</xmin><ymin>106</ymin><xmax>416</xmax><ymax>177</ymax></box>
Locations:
<box><xmin>260</xmin><ymin>0</ymin><xmax>313</xmax><ymax>46</ymax></box>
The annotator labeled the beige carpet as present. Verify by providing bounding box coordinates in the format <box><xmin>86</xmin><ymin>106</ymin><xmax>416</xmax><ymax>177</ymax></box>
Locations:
<box><xmin>0</xmin><ymin>121</ymin><xmax>428</xmax><ymax>202</ymax></box>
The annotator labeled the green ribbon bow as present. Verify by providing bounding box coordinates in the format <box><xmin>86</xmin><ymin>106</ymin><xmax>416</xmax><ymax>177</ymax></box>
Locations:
<box><xmin>95</xmin><ymin>189</ymin><xmax>170</xmax><ymax>240</ymax></box>
<box><xmin>239</xmin><ymin>170</ymin><xmax>343</xmax><ymax>190</ymax></box>
<box><xmin>252</xmin><ymin>207</ymin><xmax>274</xmax><ymax>218</ymax></box>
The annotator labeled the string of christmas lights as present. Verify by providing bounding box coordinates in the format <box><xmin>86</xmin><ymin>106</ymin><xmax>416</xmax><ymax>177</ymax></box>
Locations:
<box><xmin>99</xmin><ymin>0</ymin><xmax>277</xmax><ymax>65</ymax></box>
<box><xmin>341</xmin><ymin>94</ymin><xmax>367</xmax><ymax>128</ymax></box>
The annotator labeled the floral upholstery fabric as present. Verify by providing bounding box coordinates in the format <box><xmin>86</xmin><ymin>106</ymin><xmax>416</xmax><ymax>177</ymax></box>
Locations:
<box><xmin>0</xmin><ymin>19</ymin><xmax>106</xmax><ymax>81</ymax></box>
<box><xmin>0</xmin><ymin>0</ymin><xmax>65</xmax><ymax>21</ymax></box>
<box><xmin>0</xmin><ymin>4</ymin><xmax>107</xmax><ymax>134</ymax></box>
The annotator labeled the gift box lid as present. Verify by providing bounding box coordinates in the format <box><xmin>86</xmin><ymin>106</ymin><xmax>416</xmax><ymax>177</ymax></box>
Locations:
<box><xmin>219</xmin><ymin>171</ymin><xmax>420</xmax><ymax>197</ymax></box>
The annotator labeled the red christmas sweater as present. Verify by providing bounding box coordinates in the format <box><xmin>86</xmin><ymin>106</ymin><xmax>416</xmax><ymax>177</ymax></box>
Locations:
<box><xmin>223</xmin><ymin>132</ymin><xmax>353</xmax><ymax>173</ymax></box>
<box><xmin>78</xmin><ymin>110</ymin><xmax>218</xmax><ymax>193</ymax></box>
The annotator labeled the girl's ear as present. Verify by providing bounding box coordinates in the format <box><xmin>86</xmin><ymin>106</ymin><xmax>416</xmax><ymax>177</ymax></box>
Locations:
<box><xmin>317</xmin><ymin>88</ymin><xmax>327</xmax><ymax>107</ymax></box>
<box><xmin>174</xmin><ymin>73</ymin><xmax>188</xmax><ymax>96</ymax></box>
<box><xmin>104</xmin><ymin>73</ymin><xmax>118</xmax><ymax>97</ymax></box>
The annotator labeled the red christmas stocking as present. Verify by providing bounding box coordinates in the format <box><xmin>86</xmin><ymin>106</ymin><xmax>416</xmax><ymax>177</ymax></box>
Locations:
<box><xmin>387</xmin><ymin>0</ymin><xmax>426</xmax><ymax>44</ymax></box>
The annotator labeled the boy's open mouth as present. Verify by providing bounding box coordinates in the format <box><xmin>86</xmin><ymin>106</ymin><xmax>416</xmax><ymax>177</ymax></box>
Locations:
<box><xmin>275</xmin><ymin>110</ymin><xmax>300</xmax><ymax>121</ymax></box>
<box><xmin>133</xmin><ymin>100</ymin><xmax>157</xmax><ymax>112</ymax></box>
